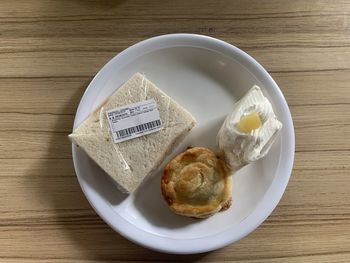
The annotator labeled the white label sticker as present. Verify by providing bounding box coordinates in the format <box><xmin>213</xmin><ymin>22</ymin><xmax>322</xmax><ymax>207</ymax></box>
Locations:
<box><xmin>106</xmin><ymin>99</ymin><xmax>162</xmax><ymax>143</ymax></box>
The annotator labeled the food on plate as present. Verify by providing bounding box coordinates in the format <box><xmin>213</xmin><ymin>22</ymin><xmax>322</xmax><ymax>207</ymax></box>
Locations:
<box><xmin>161</xmin><ymin>85</ymin><xmax>282</xmax><ymax>219</ymax></box>
<box><xmin>161</xmin><ymin>147</ymin><xmax>232</xmax><ymax>218</ymax></box>
<box><xmin>69</xmin><ymin>73</ymin><xmax>196</xmax><ymax>193</ymax></box>
<box><xmin>217</xmin><ymin>85</ymin><xmax>282</xmax><ymax>170</ymax></box>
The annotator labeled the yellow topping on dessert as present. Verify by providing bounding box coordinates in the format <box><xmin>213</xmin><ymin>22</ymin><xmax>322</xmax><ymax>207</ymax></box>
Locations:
<box><xmin>236</xmin><ymin>112</ymin><xmax>262</xmax><ymax>133</ymax></box>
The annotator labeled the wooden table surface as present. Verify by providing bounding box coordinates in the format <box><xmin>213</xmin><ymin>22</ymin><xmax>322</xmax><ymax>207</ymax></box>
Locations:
<box><xmin>1</xmin><ymin>1</ymin><xmax>350</xmax><ymax>262</ymax></box>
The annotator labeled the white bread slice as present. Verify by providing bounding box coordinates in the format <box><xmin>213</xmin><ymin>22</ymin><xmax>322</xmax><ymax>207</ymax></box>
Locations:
<box><xmin>69</xmin><ymin>73</ymin><xmax>196</xmax><ymax>193</ymax></box>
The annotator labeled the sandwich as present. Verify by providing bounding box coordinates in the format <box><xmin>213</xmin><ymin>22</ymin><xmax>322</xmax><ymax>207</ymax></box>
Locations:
<box><xmin>69</xmin><ymin>73</ymin><xmax>196</xmax><ymax>193</ymax></box>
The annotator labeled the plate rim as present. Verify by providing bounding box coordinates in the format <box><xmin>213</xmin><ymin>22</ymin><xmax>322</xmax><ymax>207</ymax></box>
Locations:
<box><xmin>71</xmin><ymin>33</ymin><xmax>295</xmax><ymax>254</ymax></box>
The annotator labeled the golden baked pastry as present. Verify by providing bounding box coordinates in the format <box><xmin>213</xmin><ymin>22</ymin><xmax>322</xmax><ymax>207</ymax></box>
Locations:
<box><xmin>161</xmin><ymin>147</ymin><xmax>232</xmax><ymax>218</ymax></box>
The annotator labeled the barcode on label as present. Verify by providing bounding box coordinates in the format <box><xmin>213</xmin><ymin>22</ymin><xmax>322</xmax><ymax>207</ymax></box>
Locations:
<box><xmin>106</xmin><ymin>99</ymin><xmax>162</xmax><ymax>143</ymax></box>
<box><xmin>115</xmin><ymin>119</ymin><xmax>162</xmax><ymax>139</ymax></box>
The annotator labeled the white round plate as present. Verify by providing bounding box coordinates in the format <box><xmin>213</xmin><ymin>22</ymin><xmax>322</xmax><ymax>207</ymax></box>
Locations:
<box><xmin>72</xmin><ymin>34</ymin><xmax>295</xmax><ymax>254</ymax></box>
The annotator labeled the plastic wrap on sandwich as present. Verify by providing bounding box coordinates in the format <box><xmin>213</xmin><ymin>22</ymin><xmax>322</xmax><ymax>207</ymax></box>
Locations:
<box><xmin>69</xmin><ymin>73</ymin><xmax>196</xmax><ymax>193</ymax></box>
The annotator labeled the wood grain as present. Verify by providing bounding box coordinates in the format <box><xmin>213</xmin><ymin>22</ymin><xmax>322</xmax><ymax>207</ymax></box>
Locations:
<box><xmin>0</xmin><ymin>0</ymin><xmax>349</xmax><ymax>262</ymax></box>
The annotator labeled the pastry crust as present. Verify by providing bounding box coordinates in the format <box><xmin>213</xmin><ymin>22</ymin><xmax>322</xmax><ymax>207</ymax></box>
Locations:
<box><xmin>161</xmin><ymin>147</ymin><xmax>232</xmax><ymax>218</ymax></box>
